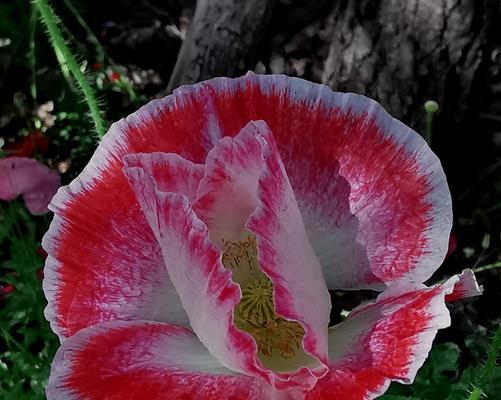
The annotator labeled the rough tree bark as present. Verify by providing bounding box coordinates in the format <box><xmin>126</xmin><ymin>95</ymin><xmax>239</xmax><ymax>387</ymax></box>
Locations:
<box><xmin>166</xmin><ymin>0</ymin><xmax>500</xmax><ymax>191</ymax></box>
<box><xmin>171</xmin><ymin>0</ymin><xmax>499</xmax><ymax>133</ymax></box>
<box><xmin>167</xmin><ymin>0</ymin><xmax>277</xmax><ymax>92</ymax></box>
<box><xmin>321</xmin><ymin>0</ymin><xmax>499</xmax><ymax>132</ymax></box>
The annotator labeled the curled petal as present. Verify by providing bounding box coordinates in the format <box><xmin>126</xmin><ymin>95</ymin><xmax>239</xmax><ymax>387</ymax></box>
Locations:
<box><xmin>42</xmin><ymin>123</ymin><xmax>201</xmax><ymax>338</ymax></box>
<box><xmin>42</xmin><ymin>84</ymin><xmax>226</xmax><ymax>339</ymax></box>
<box><xmin>194</xmin><ymin>122</ymin><xmax>265</xmax><ymax>243</ymax></box>
<box><xmin>123</xmin><ymin>158</ymin><xmax>263</xmax><ymax>380</ymax></box>
<box><xmin>245</xmin><ymin>123</ymin><xmax>331</xmax><ymax>373</ymax></box>
<box><xmin>190</xmin><ymin>73</ymin><xmax>452</xmax><ymax>289</ymax></box>
<box><xmin>193</xmin><ymin>121</ymin><xmax>330</xmax><ymax>388</ymax></box>
<box><xmin>306</xmin><ymin>270</ymin><xmax>478</xmax><ymax>400</ymax></box>
<box><xmin>445</xmin><ymin>269</ymin><xmax>483</xmax><ymax>302</ymax></box>
<box><xmin>123</xmin><ymin>152</ymin><xmax>204</xmax><ymax>202</ymax></box>
<box><xmin>46</xmin><ymin>320</ymin><xmax>276</xmax><ymax>400</ymax></box>
<box><xmin>123</xmin><ymin>122</ymin><xmax>330</xmax><ymax>392</ymax></box>
<box><xmin>0</xmin><ymin>157</ymin><xmax>60</xmax><ymax>215</ymax></box>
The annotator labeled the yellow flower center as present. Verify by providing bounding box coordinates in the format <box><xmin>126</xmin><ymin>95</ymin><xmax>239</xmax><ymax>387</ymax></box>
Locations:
<box><xmin>222</xmin><ymin>234</ymin><xmax>312</xmax><ymax>371</ymax></box>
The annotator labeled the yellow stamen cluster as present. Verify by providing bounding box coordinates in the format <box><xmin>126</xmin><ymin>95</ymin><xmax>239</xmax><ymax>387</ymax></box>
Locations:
<box><xmin>222</xmin><ymin>235</ymin><xmax>305</xmax><ymax>360</ymax></box>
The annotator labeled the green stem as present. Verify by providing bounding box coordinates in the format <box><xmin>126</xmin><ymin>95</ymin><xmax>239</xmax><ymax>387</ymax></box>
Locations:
<box><xmin>53</xmin><ymin>44</ymin><xmax>76</xmax><ymax>90</ymax></box>
<box><xmin>480</xmin><ymin>325</ymin><xmax>501</xmax><ymax>387</ymax></box>
<box><xmin>425</xmin><ymin>111</ymin><xmax>433</xmax><ymax>145</ymax></box>
<box><xmin>34</xmin><ymin>0</ymin><xmax>106</xmax><ymax>138</ymax></box>
<box><xmin>467</xmin><ymin>387</ymin><xmax>482</xmax><ymax>400</ymax></box>
<box><xmin>424</xmin><ymin>100</ymin><xmax>439</xmax><ymax>146</ymax></box>
<box><xmin>473</xmin><ymin>261</ymin><xmax>501</xmax><ymax>273</ymax></box>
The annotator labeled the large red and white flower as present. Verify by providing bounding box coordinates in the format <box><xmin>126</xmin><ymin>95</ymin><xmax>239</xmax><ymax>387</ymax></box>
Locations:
<box><xmin>43</xmin><ymin>73</ymin><xmax>481</xmax><ymax>400</ymax></box>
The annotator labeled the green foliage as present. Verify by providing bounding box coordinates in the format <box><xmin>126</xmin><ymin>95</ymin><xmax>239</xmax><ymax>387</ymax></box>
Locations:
<box><xmin>0</xmin><ymin>203</ymin><xmax>58</xmax><ymax>399</ymax></box>
<box><xmin>467</xmin><ymin>325</ymin><xmax>501</xmax><ymax>400</ymax></box>
<box><xmin>380</xmin><ymin>340</ymin><xmax>501</xmax><ymax>400</ymax></box>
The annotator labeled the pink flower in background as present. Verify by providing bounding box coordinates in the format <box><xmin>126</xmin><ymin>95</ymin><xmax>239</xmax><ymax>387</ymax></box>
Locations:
<box><xmin>0</xmin><ymin>157</ymin><xmax>60</xmax><ymax>215</ymax></box>
<box><xmin>43</xmin><ymin>73</ymin><xmax>481</xmax><ymax>400</ymax></box>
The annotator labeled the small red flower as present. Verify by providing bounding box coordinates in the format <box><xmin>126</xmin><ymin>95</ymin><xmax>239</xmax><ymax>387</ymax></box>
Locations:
<box><xmin>91</xmin><ymin>63</ymin><xmax>101</xmax><ymax>71</ymax></box>
<box><xmin>1</xmin><ymin>284</ymin><xmax>14</xmax><ymax>295</ymax></box>
<box><xmin>109</xmin><ymin>71</ymin><xmax>120</xmax><ymax>82</ymax></box>
<box><xmin>4</xmin><ymin>131</ymin><xmax>49</xmax><ymax>158</ymax></box>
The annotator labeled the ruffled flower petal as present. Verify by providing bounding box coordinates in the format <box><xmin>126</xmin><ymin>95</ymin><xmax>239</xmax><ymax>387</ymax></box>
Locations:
<box><xmin>445</xmin><ymin>269</ymin><xmax>483</xmax><ymax>302</ymax></box>
<box><xmin>42</xmin><ymin>80</ymin><xmax>236</xmax><ymax>339</ymax></box>
<box><xmin>306</xmin><ymin>270</ymin><xmax>480</xmax><ymax>400</ymax></box>
<box><xmin>41</xmin><ymin>115</ymin><xmax>205</xmax><ymax>338</ymax></box>
<box><xmin>0</xmin><ymin>157</ymin><xmax>60</xmax><ymax>215</ymax></box>
<box><xmin>46</xmin><ymin>320</ymin><xmax>276</xmax><ymax>400</ymax></box>
<box><xmin>197</xmin><ymin>120</ymin><xmax>330</xmax><ymax>386</ymax></box>
<box><xmin>123</xmin><ymin>121</ymin><xmax>330</xmax><ymax>392</ymax></box>
<box><xmin>193</xmin><ymin>73</ymin><xmax>452</xmax><ymax>289</ymax></box>
<box><xmin>42</xmin><ymin>77</ymin><xmax>262</xmax><ymax>339</ymax></box>
<box><xmin>123</xmin><ymin>154</ymin><xmax>263</xmax><ymax>380</ymax></box>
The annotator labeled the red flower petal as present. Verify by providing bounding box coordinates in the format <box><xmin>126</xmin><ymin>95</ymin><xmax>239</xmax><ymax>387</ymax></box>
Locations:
<box><xmin>46</xmin><ymin>321</ymin><xmax>276</xmax><ymax>400</ymax></box>
<box><xmin>42</xmin><ymin>82</ymin><xmax>212</xmax><ymax>339</ymax></box>
<box><xmin>445</xmin><ymin>269</ymin><xmax>482</xmax><ymax>302</ymax></box>
<box><xmin>204</xmin><ymin>74</ymin><xmax>451</xmax><ymax>289</ymax></box>
<box><xmin>306</xmin><ymin>273</ymin><xmax>471</xmax><ymax>400</ymax></box>
<box><xmin>36</xmin><ymin>268</ymin><xmax>44</xmax><ymax>280</ymax></box>
<box><xmin>42</xmin><ymin>154</ymin><xmax>200</xmax><ymax>339</ymax></box>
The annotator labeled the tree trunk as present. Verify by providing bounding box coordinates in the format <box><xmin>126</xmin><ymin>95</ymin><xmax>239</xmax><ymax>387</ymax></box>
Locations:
<box><xmin>321</xmin><ymin>0</ymin><xmax>498</xmax><ymax>132</ymax></box>
<box><xmin>165</xmin><ymin>0</ymin><xmax>500</xmax><ymax>194</ymax></box>
<box><xmin>167</xmin><ymin>0</ymin><xmax>277</xmax><ymax>92</ymax></box>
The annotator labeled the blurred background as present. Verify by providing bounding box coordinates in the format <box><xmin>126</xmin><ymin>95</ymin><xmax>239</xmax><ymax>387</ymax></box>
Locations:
<box><xmin>0</xmin><ymin>0</ymin><xmax>500</xmax><ymax>399</ymax></box>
